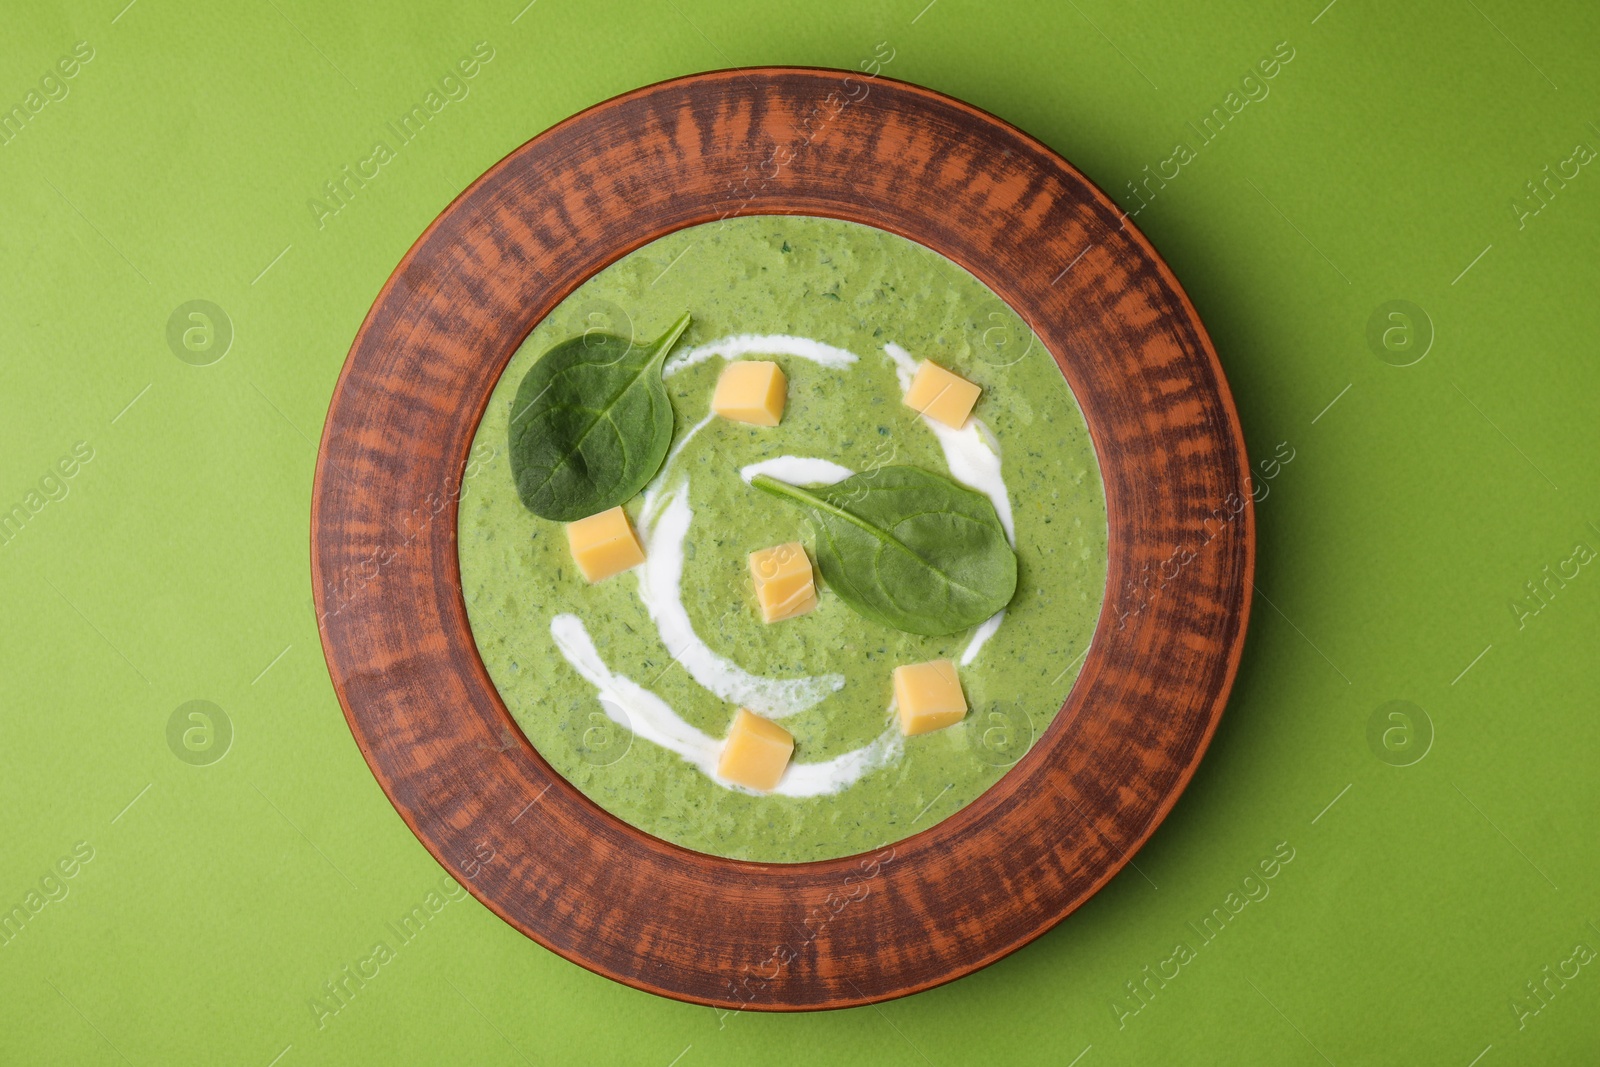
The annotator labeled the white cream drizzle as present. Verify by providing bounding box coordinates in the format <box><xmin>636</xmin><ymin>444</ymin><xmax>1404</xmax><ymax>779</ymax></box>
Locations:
<box><xmin>960</xmin><ymin>610</ymin><xmax>1006</xmax><ymax>666</ymax></box>
<box><xmin>883</xmin><ymin>343</ymin><xmax>1015</xmax><ymax>545</ymax></box>
<box><xmin>641</xmin><ymin>412</ymin><xmax>714</xmax><ymax>523</ymax></box>
<box><xmin>544</xmin><ymin>333</ymin><xmax>1019</xmax><ymax>797</ymax></box>
<box><xmin>635</xmin><ymin>480</ymin><xmax>844</xmax><ymax>718</ymax></box>
<box><xmin>738</xmin><ymin>456</ymin><xmax>854</xmax><ymax>486</ymax></box>
<box><xmin>550</xmin><ymin>613</ymin><xmax>902</xmax><ymax>796</ymax></box>
<box><xmin>663</xmin><ymin>334</ymin><xmax>859</xmax><ymax>379</ymax></box>
<box><xmin>551</xmin><ymin>613</ymin><xmax>721</xmax><ymax>773</ymax></box>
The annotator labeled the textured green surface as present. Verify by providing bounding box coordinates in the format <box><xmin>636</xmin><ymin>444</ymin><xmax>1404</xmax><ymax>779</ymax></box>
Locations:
<box><xmin>2</xmin><ymin>0</ymin><xmax>1597</xmax><ymax>1063</ymax></box>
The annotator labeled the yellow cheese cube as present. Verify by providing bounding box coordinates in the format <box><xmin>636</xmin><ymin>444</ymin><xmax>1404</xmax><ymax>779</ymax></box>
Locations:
<box><xmin>748</xmin><ymin>541</ymin><xmax>818</xmax><ymax>623</ymax></box>
<box><xmin>564</xmin><ymin>505</ymin><xmax>645</xmax><ymax>583</ymax></box>
<box><xmin>902</xmin><ymin>360</ymin><xmax>982</xmax><ymax>429</ymax></box>
<box><xmin>716</xmin><ymin>708</ymin><xmax>794</xmax><ymax>791</ymax></box>
<box><xmin>712</xmin><ymin>360</ymin><xmax>787</xmax><ymax>426</ymax></box>
<box><xmin>893</xmin><ymin>659</ymin><xmax>968</xmax><ymax>736</ymax></box>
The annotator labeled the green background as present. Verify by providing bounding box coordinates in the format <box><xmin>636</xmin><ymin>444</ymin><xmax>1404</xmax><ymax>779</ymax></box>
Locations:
<box><xmin>1</xmin><ymin>0</ymin><xmax>1596</xmax><ymax>1063</ymax></box>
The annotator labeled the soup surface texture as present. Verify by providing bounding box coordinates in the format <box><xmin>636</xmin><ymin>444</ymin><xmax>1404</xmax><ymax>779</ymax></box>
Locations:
<box><xmin>458</xmin><ymin>215</ymin><xmax>1108</xmax><ymax>863</ymax></box>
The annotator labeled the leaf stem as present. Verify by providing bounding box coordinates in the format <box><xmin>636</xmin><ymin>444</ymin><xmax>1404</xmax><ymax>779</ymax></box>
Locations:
<box><xmin>647</xmin><ymin>311</ymin><xmax>694</xmax><ymax>370</ymax></box>
<box><xmin>751</xmin><ymin>474</ymin><xmax>880</xmax><ymax>537</ymax></box>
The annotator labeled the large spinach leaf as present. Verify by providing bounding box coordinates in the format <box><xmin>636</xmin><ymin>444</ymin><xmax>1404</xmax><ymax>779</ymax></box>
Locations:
<box><xmin>751</xmin><ymin>466</ymin><xmax>1017</xmax><ymax>636</ymax></box>
<box><xmin>508</xmin><ymin>312</ymin><xmax>692</xmax><ymax>521</ymax></box>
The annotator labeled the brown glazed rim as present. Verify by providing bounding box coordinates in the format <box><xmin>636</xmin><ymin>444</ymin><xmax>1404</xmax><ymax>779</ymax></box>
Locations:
<box><xmin>311</xmin><ymin>67</ymin><xmax>1253</xmax><ymax>1011</ymax></box>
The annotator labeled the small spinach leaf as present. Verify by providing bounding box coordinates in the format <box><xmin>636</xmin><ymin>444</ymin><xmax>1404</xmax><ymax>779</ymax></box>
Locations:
<box><xmin>751</xmin><ymin>466</ymin><xmax>1017</xmax><ymax>636</ymax></box>
<box><xmin>508</xmin><ymin>312</ymin><xmax>692</xmax><ymax>521</ymax></box>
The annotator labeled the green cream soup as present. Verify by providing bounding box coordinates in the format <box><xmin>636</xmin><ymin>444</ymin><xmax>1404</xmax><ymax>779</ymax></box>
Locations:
<box><xmin>458</xmin><ymin>216</ymin><xmax>1107</xmax><ymax>863</ymax></box>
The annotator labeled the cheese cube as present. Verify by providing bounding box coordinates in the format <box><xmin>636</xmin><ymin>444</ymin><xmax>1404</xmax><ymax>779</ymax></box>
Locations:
<box><xmin>564</xmin><ymin>506</ymin><xmax>645</xmax><ymax>583</ymax></box>
<box><xmin>902</xmin><ymin>360</ymin><xmax>982</xmax><ymax>428</ymax></box>
<box><xmin>748</xmin><ymin>541</ymin><xmax>818</xmax><ymax>623</ymax></box>
<box><xmin>712</xmin><ymin>360</ymin><xmax>787</xmax><ymax>426</ymax></box>
<box><xmin>893</xmin><ymin>659</ymin><xmax>968</xmax><ymax>736</ymax></box>
<box><xmin>717</xmin><ymin>708</ymin><xmax>794</xmax><ymax>791</ymax></box>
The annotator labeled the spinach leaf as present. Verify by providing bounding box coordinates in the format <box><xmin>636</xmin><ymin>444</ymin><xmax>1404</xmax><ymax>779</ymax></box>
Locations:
<box><xmin>751</xmin><ymin>466</ymin><xmax>1017</xmax><ymax>636</ymax></box>
<box><xmin>508</xmin><ymin>312</ymin><xmax>692</xmax><ymax>521</ymax></box>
